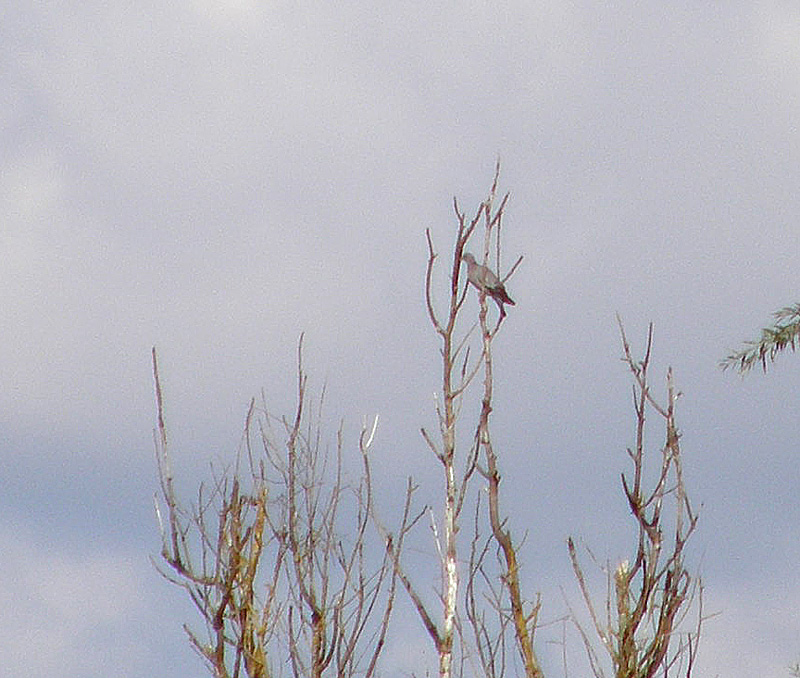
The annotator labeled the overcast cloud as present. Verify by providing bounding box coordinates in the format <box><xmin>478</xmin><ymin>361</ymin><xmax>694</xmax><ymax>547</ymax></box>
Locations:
<box><xmin>4</xmin><ymin>2</ymin><xmax>800</xmax><ymax>676</ymax></box>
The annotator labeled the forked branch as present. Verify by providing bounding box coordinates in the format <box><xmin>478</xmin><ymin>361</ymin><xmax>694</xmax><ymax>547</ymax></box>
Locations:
<box><xmin>569</xmin><ymin>322</ymin><xmax>703</xmax><ymax>678</ymax></box>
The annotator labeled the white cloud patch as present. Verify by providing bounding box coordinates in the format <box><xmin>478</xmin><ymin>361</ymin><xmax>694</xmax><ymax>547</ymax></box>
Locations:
<box><xmin>0</xmin><ymin>527</ymin><xmax>149</xmax><ymax>676</ymax></box>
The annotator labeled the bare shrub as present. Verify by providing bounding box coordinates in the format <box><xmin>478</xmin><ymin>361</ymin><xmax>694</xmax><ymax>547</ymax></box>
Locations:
<box><xmin>152</xmin><ymin>338</ymin><xmax>398</xmax><ymax>678</ymax></box>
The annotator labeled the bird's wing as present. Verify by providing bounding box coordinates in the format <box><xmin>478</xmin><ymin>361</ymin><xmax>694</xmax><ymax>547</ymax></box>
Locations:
<box><xmin>465</xmin><ymin>256</ymin><xmax>500</xmax><ymax>287</ymax></box>
<box><xmin>464</xmin><ymin>254</ymin><xmax>515</xmax><ymax>306</ymax></box>
<box><xmin>480</xmin><ymin>265</ymin><xmax>502</xmax><ymax>289</ymax></box>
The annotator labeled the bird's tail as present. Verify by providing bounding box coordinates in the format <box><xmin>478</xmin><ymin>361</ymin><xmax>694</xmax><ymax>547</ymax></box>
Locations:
<box><xmin>499</xmin><ymin>291</ymin><xmax>515</xmax><ymax>306</ymax></box>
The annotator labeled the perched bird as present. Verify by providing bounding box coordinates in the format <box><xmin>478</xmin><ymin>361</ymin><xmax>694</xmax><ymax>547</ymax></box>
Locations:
<box><xmin>461</xmin><ymin>252</ymin><xmax>515</xmax><ymax>316</ymax></box>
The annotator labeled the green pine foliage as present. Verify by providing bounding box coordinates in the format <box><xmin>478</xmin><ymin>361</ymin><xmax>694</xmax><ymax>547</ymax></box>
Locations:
<box><xmin>721</xmin><ymin>303</ymin><xmax>800</xmax><ymax>374</ymax></box>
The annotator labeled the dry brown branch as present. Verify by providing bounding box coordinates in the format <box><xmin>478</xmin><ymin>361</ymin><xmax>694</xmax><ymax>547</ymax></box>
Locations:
<box><xmin>466</xmin><ymin>494</ymin><xmax>511</xmax><ymax>678</ymax></box>
<box><xmin>469</xmin><ymin>173</ymin><xmax>541</xmax><ymax>678</ymax></box>
<box><xmin>569</xmin><ymin>321</ymin><xmax>703</xmax><ymax>678</ymax></box>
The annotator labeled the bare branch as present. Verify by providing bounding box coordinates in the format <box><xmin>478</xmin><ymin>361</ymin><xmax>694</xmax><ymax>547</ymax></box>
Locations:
<box><xmin>152</xmin><ymin>338</ymin><xmax>398</xmax><ymax>678</ymax></box>
<box><xmin>570</xmin><ymin>322</ymin><xmax>702</xmax><ymax>678</ymax></box>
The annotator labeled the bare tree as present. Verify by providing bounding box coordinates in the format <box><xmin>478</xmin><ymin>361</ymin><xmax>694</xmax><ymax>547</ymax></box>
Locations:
<box><xmin>379</xmin><ymin>162</ymin><xmax>536</xmax><ymax>678</ymax></box>
<box><xmin>152</xmin><ymin>337</ymin><xmax>399</xmax><ymax>678</ymax></box>
<box><xmin>568</xmin><ymin>319</ymin><xmax>704</xmax><ymax>678</ymax></box>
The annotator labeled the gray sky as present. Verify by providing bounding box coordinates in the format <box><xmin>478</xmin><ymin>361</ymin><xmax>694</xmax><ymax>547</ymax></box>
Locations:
<box><xmin>4</xmin><ymin>2</ymin><xmax>800</xmax><ymax>676</ymax></box>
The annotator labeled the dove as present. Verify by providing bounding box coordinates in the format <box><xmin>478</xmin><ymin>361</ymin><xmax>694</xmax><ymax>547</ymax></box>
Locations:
<box><xmin>461</xmin><ymin>252</ymin><xmax>515</xmax><ymax>316</ymax></box>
